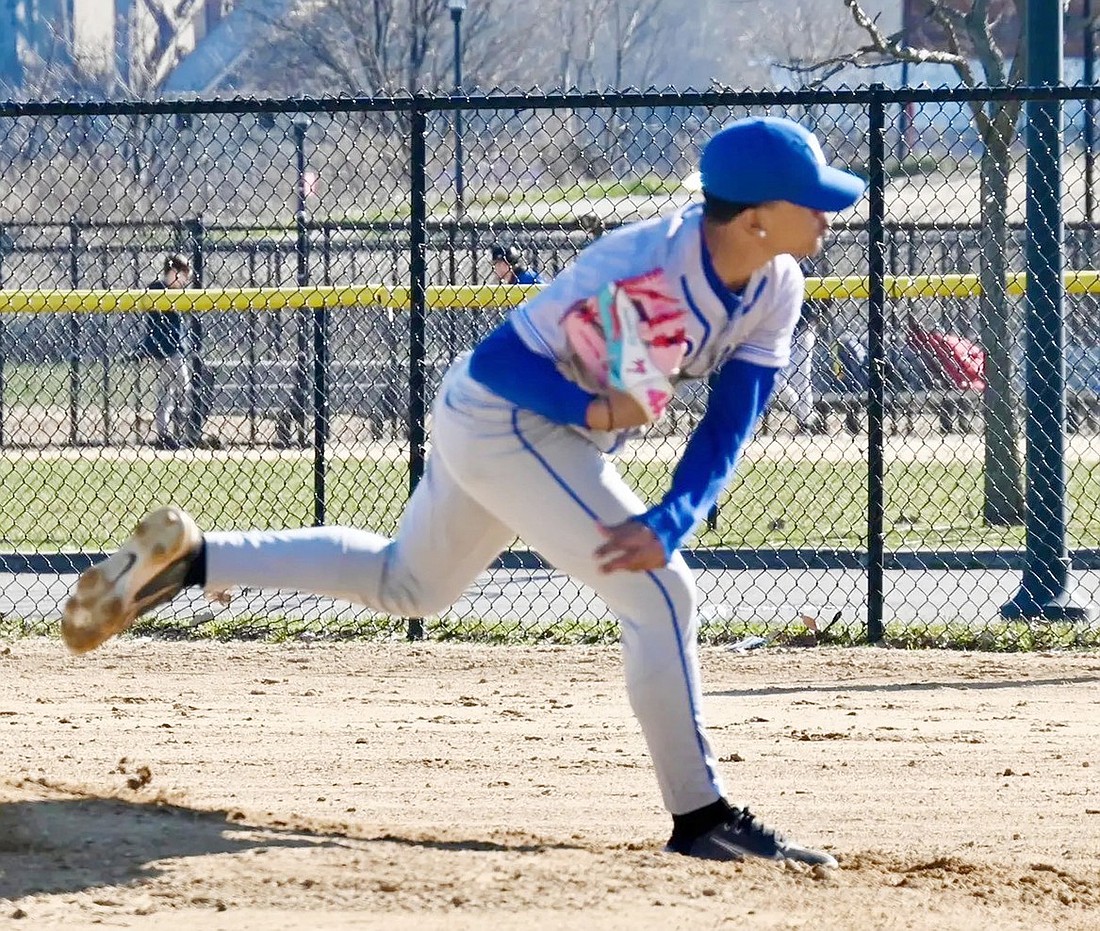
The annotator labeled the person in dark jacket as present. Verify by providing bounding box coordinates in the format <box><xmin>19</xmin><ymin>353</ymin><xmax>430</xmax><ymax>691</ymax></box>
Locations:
<box><xmin>490</xmin><ymin>243</ymin><xmax>544</xmax><ymax>285</ymax></box>
<box><xmin>141</xmin><ymin>253</ymin><xmax>192</xmax><ymax>449</ymax></box>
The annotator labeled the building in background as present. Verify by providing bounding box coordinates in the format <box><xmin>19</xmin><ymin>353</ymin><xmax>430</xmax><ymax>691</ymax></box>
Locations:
<box><xmin>0</xmin><ymin>0</ymin><xmax>274</xmax><ymax>96</ymax></box>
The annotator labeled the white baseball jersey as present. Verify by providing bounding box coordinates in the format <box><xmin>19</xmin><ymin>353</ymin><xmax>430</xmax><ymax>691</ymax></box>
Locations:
<box><xmin>511</xmin><ymin>202</ymin><xmax>805</xmax><ymax>412</ymax></box>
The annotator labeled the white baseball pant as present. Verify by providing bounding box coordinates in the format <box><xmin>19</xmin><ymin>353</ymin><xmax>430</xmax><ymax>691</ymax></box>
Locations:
<box><xmin>151</xmin><ymin>353</ymin><xmax>191</xmax><ymax>439</ymax></box>
<box><xmin>205</xmin><ymin>354</ymin><xmax>726</xmax><ymax>814</ymax></box>
<box><xmin>776</xmin><ymin>325</ymin><xmax>816</xmax><ymax>425</ymax></box>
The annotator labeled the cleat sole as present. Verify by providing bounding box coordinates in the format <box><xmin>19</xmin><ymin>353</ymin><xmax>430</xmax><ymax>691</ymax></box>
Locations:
<box><xmin>60</xmin><ymin>507</ymin><xmax>200</xmax><ymax>654</ymax></box>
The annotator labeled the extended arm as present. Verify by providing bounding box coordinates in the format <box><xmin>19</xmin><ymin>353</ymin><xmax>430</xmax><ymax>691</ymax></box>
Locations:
<box><xmin>596</xmin><ymin>358</ymin><xmax>777</xmax><ymax>572</ymax></box>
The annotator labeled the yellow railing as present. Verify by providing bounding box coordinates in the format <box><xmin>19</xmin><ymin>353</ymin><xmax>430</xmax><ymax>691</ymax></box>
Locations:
<box><xmin>2</xmin><ymin>271</ymin><xmax>1100</xmax><ymax>313</ymax></box>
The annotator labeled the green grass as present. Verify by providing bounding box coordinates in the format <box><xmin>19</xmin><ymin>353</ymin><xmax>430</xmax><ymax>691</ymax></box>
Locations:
<box><xmin>477</xmin><ymin>175</ymin><xmax>683</xmax><ymax>207</ymax></box>
<box><xmin>656</xmin><ymin>458</ymin><xmax>1099</xmax><ymax>552</ymax></box>
<box><xmin>2</xmin><ymin>452</ymin><xmax>1098</xmax><ymax>553</ymax></box>
<box><xmin>3</xmin><ymin>362</ymin><xmax>161</xmax><ymax>412</ymax></box>
<box><xmin>317</xmin><ymin>205</ymin><xmax>414</xmax><ymax>224</ymax></box>
<box><xmin>5</xmin><ymin>362</ymin><xmax>97</xmax><ymax>408</ymax></box>
<box><xmin>0</xmin><ymin>454</ymin><xmax>408</xmax><ymax>550</ymax></box>
<box><xmin>7</xmin><ymin>609</ymin><xmax>1099</xmax><ymax>652</ymax></box>
<box><xmin>847</xmin><ymin>154</ymin><xmax>981</xmax><ymax>180</ymax></box>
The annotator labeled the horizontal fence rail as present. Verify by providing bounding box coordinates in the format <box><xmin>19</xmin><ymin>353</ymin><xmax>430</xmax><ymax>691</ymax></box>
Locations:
<box><xmin>6</xmin><ymin>272</ymin><xmax>1100</xmax><ymax>312</ymax></box>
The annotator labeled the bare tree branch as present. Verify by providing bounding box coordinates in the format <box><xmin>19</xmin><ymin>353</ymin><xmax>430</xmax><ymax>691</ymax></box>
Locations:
<box><xmin>778</xmin><ymin>0</ymin><xmax>971</xmax><ymax>88</ymax></box>
<box><xmin>839</xmin><ymin>0</ymin><xmax>970</xmax><ymax>68</ymax></box>
<box><xmin>928</xmin><ymin>4</ymin><xmax>977</xmax><ymax>85</ymax></box>
<box><xmin>778</xmin><ymin>56</ymin><xmax>896</xmax><ymax>89</ymax></box>
<box><xmin>925</xmin><ymin>2</ymin><xmax>988</xmax><ymax>134</ymax></box>
<box><xmin>769</xmin><ymin>1</ymin><xmax>868</xmax><ymax>88</ymax></box>
<box><xmin>611</xmin><ymin>0</ymin><xmax>663</xmax><ymax>87</ymax></box>
<box><xmin>258</xmin><ymin>6</ymin><xmax>368</xmax><ymax>94</ymax></box>
<box><xmin>961</xmin><ymin>0</ymin><xmax>1010</xmax><ymax>86</ymax></box>
<box><xmin>994</xmin><ymin>0</ymin><xmax>1027</xmax><ymax>145</ymax></box>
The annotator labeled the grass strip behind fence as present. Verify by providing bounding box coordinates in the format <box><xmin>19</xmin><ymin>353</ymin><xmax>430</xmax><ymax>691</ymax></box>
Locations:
<box><xmin>2</xmin><ymin>453</ymin><xmax>1098</xmax><ymax>552</ymax></box>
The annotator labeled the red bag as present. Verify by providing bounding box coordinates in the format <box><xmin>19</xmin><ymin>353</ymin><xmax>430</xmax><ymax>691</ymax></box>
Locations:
<box><xmin>907</xmin><ymin>322</ymin><xmax>986</xmax><ymax>391</ymax></box>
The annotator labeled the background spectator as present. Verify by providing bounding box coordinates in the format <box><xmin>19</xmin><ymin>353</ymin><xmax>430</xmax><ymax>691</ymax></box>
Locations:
<box><xmin>490</xmin><ymin>243</ymin><xmax>544</xmax><ymax>285</ymax></box>
<box><xmin>140</xmin><ymin>253</ymin><xmax>192</xmax><ymax>450</ymax></box>
<box><xmin>776</xmin><ymin>298</ymin><xmax>826</xmax><ymax>434</ymax></box>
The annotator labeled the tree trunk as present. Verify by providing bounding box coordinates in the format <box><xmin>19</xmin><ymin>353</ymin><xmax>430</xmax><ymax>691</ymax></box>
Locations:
<box><xmin>978</xmin><ymin>135</ymin><xmax>1025</xmax><ymax>525</ymax></box>
<box><xmin>115</xmin><ymin>0</ymin><xmax>134</xmax><ymax>92</ymax></box>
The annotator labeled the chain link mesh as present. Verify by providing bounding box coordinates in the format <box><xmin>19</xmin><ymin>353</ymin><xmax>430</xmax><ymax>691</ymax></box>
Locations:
<box><xmin>0</xmin><ymin>90</ymin><xmax>1098</xmax><ymax>648</ymax></box>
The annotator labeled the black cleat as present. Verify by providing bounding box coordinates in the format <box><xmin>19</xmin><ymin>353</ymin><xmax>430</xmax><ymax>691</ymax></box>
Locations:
<box><xmin>665</xmin><ymin>806</ymin><xmax>837</xmax><ymax>868</ymax></box>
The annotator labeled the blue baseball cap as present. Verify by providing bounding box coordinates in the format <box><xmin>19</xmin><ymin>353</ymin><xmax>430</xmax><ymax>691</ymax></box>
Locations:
<box><xmin>699</xmin><ymin>116</ymin><xmax>866</xmax><ymax>211</ymax></box>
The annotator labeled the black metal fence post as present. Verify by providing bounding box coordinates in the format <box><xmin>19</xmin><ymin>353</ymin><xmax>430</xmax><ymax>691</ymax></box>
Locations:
<box><xmin>0</xmin><ymin>281</ymin><xmax>4</xmax><ymax>447</ymax></box>
<box><xmin>1003</xmin><ymin>7</ymin><xmax>1095</xmax><ymax>622</ymax></box>
<box><xmin>246</xmin><ymin>248</ymin><xmax>259</xmax><ymax>446</ymax></box>
<box><xmin>312</xmin><ymin>302</ymin><xmax>329</xmax><ymax>526</ymax></box>
<box><xmin>186</xmin><ymin>216</ymin><xmax>205</xmax><ymax>286</ymax></box>
<box><xmin>312</xmin><ymin>222</ymin><xmax>327</xmax><ymax>523</ymax></box>
<box><xmin>1086</xmin><ymin>0</ymin><xmax>1095</xmax><ymax>236</ymax></box>
<box><xmin>68</xmin><ymin>217</ymin><xmax>81</xmax><ymax>446</ymax></box>
<box><xmin>0</xmin><ymin>224</ymin><xmax>6</xmax><ymax>449</ymax></box>
<box><xmin>184</xmin><ymin>216</ymin><xmax>207</xmax><ymax>448</ymax></box>
<box><xmin>407</xmin><ymin>100</ymin><xmax>429</xmax><ymax>642</ymax></box>
<box><xmin>312</xmin><ymin>224</ymin><xmax>330</xmax><ymax>527</ymax></box>
<box><xmin>98</xmin><ymin>250</ymin><xmax>110</xmax><ymax>443</ymax></box>
<box><xmin>0</xmin><ymin>312</ymin><xmax>4</xmax><ymax>449</ymax></box>
<box><xmin>321</xmin><ymin>222</ymin><xmax>332</xmax><ymax>284</ymax></box>
<box><xmin>866</xmin><ymin>86</ymin><xmax>888</xmax><ymax>644</ymax></box>
<box><xmin>293</xmin><ymin>115</ymin><xmax>312</xmax><ymax>450</ymax></box>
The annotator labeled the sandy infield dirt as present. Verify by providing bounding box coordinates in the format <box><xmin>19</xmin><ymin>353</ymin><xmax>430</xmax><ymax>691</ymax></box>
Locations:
<box><xmin>1</xmin><ymin>639</ymin><xmax>1098</xmax><ymax>930</ymax></box>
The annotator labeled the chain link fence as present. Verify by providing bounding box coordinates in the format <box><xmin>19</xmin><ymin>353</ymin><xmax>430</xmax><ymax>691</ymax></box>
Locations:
<box><xmin>1</xmin><ymin>87</ymin><xmax>1098</xmax><ymax>648</ymax></box>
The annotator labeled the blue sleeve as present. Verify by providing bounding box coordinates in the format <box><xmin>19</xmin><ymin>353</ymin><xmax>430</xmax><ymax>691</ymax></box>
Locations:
<box><xmin>467</xmin><ymin>318</ymin><xmax>596</xmax><ymax>426</ymax></box>
<box><xmin>637</xmin><ymin>359</ymin><xmax>778</xmax><ymax>557</ymax></box>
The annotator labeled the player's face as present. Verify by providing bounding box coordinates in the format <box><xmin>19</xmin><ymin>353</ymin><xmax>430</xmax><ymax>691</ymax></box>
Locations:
<box><xmin>165</xmin><ymin>267</ymin><xmax>191</xmax><ymax>288</ymax></box>
<box><xmin>492</xmin><ymin>258</ymin><xmax>513</xmax><ymax>283</ymax></box>
<box><xmin>757</xmin><ymin>202</ymin><xmax>830</xmax><ymax>258</ymax></box>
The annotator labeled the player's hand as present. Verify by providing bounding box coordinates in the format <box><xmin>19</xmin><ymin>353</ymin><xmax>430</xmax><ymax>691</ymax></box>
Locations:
<box><xmin>585</xmin><ymin>388</ymin><xmax>652</xmax><ymax>431</ymax></box>
<box><xmin>595</xmin><ymin>520</ymin><xmax>668</xmax><ymax>573</ymax></box>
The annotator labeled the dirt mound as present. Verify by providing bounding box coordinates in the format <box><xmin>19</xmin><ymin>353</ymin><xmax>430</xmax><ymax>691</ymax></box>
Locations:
<box><xmin>2</xmin><ymin>640</ymin><xmax>1098</xmax><ymax>929</ymax></box>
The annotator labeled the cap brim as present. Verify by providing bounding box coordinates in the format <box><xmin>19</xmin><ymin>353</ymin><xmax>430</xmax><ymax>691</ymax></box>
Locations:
<box><xmin>794</xmin><ymin>166</ymin><xmax>867</xmax><ymax>211</ymax></box>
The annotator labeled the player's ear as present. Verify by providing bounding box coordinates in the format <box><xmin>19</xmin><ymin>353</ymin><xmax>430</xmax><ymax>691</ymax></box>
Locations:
<box><xmin>738</xmin><ymin>206</ymin><xmax>767</xmax><ymax>239</ymax></box>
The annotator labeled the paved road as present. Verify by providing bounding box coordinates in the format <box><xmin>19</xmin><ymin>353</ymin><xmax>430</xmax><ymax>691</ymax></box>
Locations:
<box><xmin>7</xmin><ymin>566</ymin><xmax>1098</xmax><ymax>641</ymax></box>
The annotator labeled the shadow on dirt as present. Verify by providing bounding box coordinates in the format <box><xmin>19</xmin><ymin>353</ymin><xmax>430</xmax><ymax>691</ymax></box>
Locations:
<box><xmin>0</xmin><ymin>786</ymin><xmax>586</xmax><ymax>903</ymax></box>
<box><xmin>708</xmin><ymin>673</ymin><xmax>1100</xmax><ymax>699</ymax></box>
<box><xmin>0</xmin><ymin>792</ymin><xmax>333</xmax><ymax>901</ymax></box>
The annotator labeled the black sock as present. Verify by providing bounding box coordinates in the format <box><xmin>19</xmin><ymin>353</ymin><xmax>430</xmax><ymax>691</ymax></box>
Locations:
<box><xmin>182</xmin><ymin>540</ymin><xmax>207</xmax><ymax>588</ymax></box>
<box><xmin>669</xmin><ymin>799</ymin><xmax>735</xmax><ymax>849</ymax></box>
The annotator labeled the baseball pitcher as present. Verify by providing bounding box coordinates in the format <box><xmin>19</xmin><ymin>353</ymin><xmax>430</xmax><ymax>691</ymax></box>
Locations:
<box><xmin>62</xmin><ymin>117</ymin><xmax>865</xmax><ymax>867</ymax></box>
